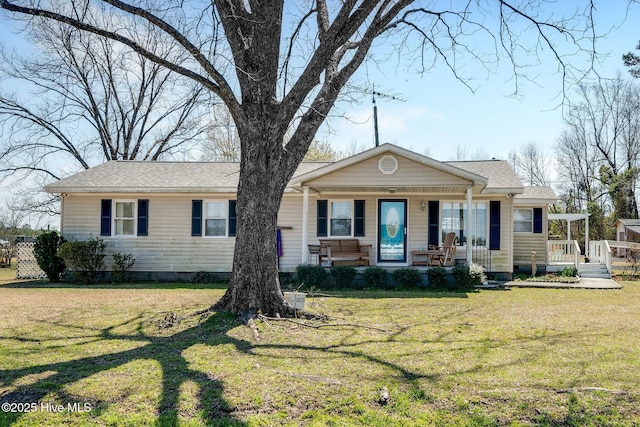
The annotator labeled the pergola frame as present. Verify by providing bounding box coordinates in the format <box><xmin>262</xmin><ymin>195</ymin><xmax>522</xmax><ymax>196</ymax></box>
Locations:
<box><xmin>548</xmin><ymin>213</ymin><xmax>590</xmax><ymax>257</ymax></box>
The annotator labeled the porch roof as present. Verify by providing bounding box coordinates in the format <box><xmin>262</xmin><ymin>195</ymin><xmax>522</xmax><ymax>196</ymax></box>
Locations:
<box><xmin>292</xmin><ymin>143</ymin><xmax>522</xmax><ymax>195</ymax></box>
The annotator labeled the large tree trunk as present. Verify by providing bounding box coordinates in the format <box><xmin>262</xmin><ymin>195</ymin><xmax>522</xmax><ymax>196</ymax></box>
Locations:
<box><xmin>213</xmin><ymin>126</ymin><xmax>296</xmax><ymax>317</ymax></box>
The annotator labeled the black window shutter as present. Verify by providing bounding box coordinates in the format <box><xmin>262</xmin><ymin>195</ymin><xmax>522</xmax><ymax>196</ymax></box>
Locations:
<box><xmin>137</xmin><ymin>199</ymin><xmax>149</xmax><ymax>236</ymax></box>
<box><xmin>191</xmin><ymin>200</ymin><xmax>203</xmax><ymax>236</ymax></box>
<box><xmin>533</xmin><ymin>208</ymin><xmax>543</xmax><ymax>233</ymax></box>
<box><xmin>100</xmin><ymin>199</ymin><xmax>112</xmax><ymax>236</ymax></box>
<box><xmin>354</xmin><ymin>200</ymin><xmax>365</xmax><ymax>237</ymax></box>
<box><xmin>428</xmin><ymin>201</ymin><xmax>439</xmax><ymax>247</ymax></box>
<box><xmin>489</xmin><ymin>201</ymin><xmax>500</xmax><ymax>250</ymax></box>
<box><xmin>228</xmin><ymin>200</ymin><xmax>237</xmax><ymax>237</ymax></box>
<box><xmin>317</xmin><ymin>200</ymin><xmax>328</xmax><ymax>237</ymax></box>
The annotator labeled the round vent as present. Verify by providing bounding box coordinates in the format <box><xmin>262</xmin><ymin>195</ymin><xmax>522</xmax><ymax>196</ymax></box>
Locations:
<box><xmin>378</xmin><ymin>155</ymin><xmax>398</xmax><ymax>175</ymax></box>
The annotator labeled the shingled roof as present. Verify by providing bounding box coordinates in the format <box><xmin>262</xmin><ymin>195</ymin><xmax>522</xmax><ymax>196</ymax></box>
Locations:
<box><xmin>45</xmin><ymin>161</ymin><xmax>329</xmax><ymax>193</ymax></box>
<box><xmin>446</xmin><ymin>160</ymin><xmax>524</xmax><ymax>193</ymax></box>
<box><xmin>44</xmin><ymin>144</ymin><xmax>550</xmax><ymax>201</ymax></box>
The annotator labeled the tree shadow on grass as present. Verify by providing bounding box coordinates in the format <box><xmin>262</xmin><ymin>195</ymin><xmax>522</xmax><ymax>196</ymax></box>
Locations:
<box><xmin>0</xmin><ymin>312</ymin><xmax>249</xmax><ymax>426</ymax></box>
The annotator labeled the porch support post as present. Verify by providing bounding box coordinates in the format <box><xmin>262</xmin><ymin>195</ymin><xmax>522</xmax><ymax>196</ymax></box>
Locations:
<box><xmin>466</xmin><ymin>186</ymin><xmax>473</xmax><ymax>265</ymax></box>
<box><xmin>301</xmin><ymin>186</ymin><xmax>310</xmax><ymax>264</ymax></box>
<box><xmin>585</xmin><ymin>213</ymin><xmax>589</xmax><ymax>258</ymax></box>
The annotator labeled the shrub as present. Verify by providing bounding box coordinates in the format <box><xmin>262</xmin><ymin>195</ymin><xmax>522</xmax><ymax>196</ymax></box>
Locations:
<box><xmin>295</xmin><ymin>264</ymin><xmax>327</xmax><ymax>288</ymax></box>
<box><xmin>57</xmin><ymin>237</ymin><xmax>106</xmax><ymax>285</ymax></box>
<box><xmin>362</xmin><ymin>266</ymin><xmax>388</xmax><ymax>289</ymax></box>
<box><xmin>468</xmin><ymin>263</ymin><xmax>486</xmax><ymax>285</ymax></box>
<box><xmin>331</xmin><ymin>266</ymin><xmax>357</xmax><ymax>288</ymax></box>
<box><xmin>112</xmin><ymin>252</ymin><xmax>135</xmax><ymax>283</ymax></box>
<box><xmin>426</xmin><ymin>266</ymin><xmax>447</xmax><ymax>289</ymax></box>
<box><xmin>560</xmin><ymin>266</ymin><xmax>577</xmax><ymax>277</ymax></box>
<box><xmin>451</xmin><ymin>263</ymin><xmax>485</xmax><ymax>291</ymax></box>
<box><xmin>33</xmin><ymin>231</ymin><xmax>66</xmax><ymax>283</ymax></box>
<box><xmin>392</xmin><ymin>268</ymin><xmax>422</xmax><ymax>289</ymax></box>
<box><xmin>451</xmin><ymin>265</ymin><xmax>469</xmax><ymax>289</ymax></box>
<box><xmin>192</xmin><ymin>270</ymin><xmax>217</xmax><ymax>284</ymax></box>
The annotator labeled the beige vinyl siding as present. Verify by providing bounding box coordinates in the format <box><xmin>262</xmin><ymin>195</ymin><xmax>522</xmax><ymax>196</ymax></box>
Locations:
<box><xmin>62</xmin><ymin>194</ymin><xmax>236</xmax><ymax>272</ymax></box>
<box><xmin>305</xmin><ymin>155</ymin><xmax>471</xmax><ymax>188</ymax></box>
<box><xmin>304</xmin><ymin>195</ymin><xmax>378</xmax><ymax>264</ymax></box>
<box><xmin>513</xmin><ymin>204</ymin><xmax>548</xmax><ymax>268</ymax></box>
<box><xmin>60</xmin><ymin>192</ymin><xmax>522</xmax><ymax>273</ymax></box>
<box><xmin>489</xmin><ymin>197</ymin><xmax>514</xmax><ymax>273</ymax></box>
<box><xmin>277</xmin><ymin>195</ymin><xmax>305</xmax><ymax>270</ymax></box>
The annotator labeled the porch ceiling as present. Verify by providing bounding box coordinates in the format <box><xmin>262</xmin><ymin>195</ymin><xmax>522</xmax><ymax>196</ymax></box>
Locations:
<box><xmin>305</xmin><ymin>184</ymin><xmax>485</xmax><ymax>194</ymax></box>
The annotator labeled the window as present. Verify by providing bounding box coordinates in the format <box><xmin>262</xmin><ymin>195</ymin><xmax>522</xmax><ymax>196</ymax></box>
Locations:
<box><xmin>101</xmin><ymin>199</ymin><xmax>148</xmax><ymax>237</ymax></box>
<box><xmin>514</xmin><ymin>208</ymin><xmax>533</xmax><ymax>233</ymax></box>
<box><xmin>114</xmin><ymin>201</ymin><xmax>136</xmax><ymax>236</ymax></box>
<box><xmin>330</xmin><ymin>201</ymin><xmax>352</xmax><ymax>237</ymax></box>
<box><xmin>191</xmin><ymin>200</ymin><xmax>236</xmax><ymax>237</ymax></box>
<box><xmin>205</xmin><ymin>201</ymin><xmax>228</xmax><ymax>237</ymax></box>
<box><xmin>441</xmin><ymin>202</ymin><xmax>487</xmax><ymax>246</ymax></box>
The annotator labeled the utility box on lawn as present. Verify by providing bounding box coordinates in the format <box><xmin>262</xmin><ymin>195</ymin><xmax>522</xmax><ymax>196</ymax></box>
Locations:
<box><xmin>283</xmin><ymin>292</ymin><xmax>306</xmax><ymax>310</ymax></box>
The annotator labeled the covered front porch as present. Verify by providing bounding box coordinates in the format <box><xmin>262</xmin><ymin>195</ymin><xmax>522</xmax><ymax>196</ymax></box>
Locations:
<box><xmin>285</xmin><ymin>144</ymin><xmax>517</xmax><ymax>274</ymax></box>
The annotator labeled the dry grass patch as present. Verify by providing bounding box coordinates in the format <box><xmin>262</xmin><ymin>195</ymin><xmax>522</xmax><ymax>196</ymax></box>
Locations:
<box><xmin>0</xmin><ymin>281</ymin><xmax>639</xmax><ymax>425</ymax></box>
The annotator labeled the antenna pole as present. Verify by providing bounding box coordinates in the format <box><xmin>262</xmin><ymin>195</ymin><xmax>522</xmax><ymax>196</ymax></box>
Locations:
<box><xmin>373</xmin><ymin>94</ymin><xmax>380</xmax><ymax>147</ymax></box>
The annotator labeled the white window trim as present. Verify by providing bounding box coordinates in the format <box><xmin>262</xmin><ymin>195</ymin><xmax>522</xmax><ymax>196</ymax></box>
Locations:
<box><xmin>204</xmin><ymin>200</ymin><xmax>229</xmax><ymax>238</ymax></box>
<box><xmin>440</xmin><ymin>201</ymin><xmax>488</xmax><ymax>246</ymax></box>
<box><xmin>513</xmin><ymin>208</ymin><xmax>534</xmax><ymax>233</ymax></box>
<box><xmin>329</xmin><ymin>199</ymin><xmax>354</xmax><ymax>238</ymax></box>
<box><xmin>113</xmin><ymin>199</ymin><xmax>137</xmax><ymax>237</ymax></box>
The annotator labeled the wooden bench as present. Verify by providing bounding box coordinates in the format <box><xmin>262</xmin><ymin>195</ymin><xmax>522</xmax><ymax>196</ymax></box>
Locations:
<box><xmin>319</xmin><ymin>239</ymin><xmax>372</xmax><ymax>266</ymax></box>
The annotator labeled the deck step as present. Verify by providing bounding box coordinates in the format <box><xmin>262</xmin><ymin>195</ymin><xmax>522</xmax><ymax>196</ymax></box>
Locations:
<box><xmin>579</xmin><ymin>263</ymin><xmax>611</xmax><ymax>279</ymax></box>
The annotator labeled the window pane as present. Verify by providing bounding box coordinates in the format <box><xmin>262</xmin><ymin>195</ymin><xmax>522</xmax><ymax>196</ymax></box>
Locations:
<box><xmin>472</xmin><ymin>203</ymin><xmax>487</xmax><ymax>246</ymax></box>
<box><xmin>514</xmin><ymin>209</ymin><xmax>532</xmax><ymax>221</ymax></box>
<box><xmin>206</xmin><ymin>202</ymin><xmax>225</xmax><ymax>219</ymax></box>
<box><xmin>514</xmin><ymin>222</ymin><xmax>532</xmax><ymax>233</ymax></box>
<box><xmin>116</xmin><ymin>219</ymin><xmax>135</xmax><ymax>235</ymax></box>
<box><xmin>331</xmin><ymin>202</ymin><xmax>351</xmax><ymax>219</ymax></box>
<box><xmin>115</xmin><ymin>201</ymin><xmax>134</xmax><ymax>218</ymax></box>
<box><xmin>205</xmin><ymin>219</ymin><xmax>227</xmax><ymax>236</ymax></box>
<box><xmin>331</xmin><ymin>219</ymin><xmax>351</xmax><ymax>236</ymax></box>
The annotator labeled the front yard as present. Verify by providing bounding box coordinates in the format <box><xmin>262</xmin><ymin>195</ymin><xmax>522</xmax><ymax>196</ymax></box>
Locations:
<box><xmin>0</xmin><ymin>278</ymin><xmax>639</xmax><ymax>426</ymax></box>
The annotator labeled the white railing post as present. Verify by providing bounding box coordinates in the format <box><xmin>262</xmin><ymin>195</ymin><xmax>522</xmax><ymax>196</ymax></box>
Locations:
<box><xmin>603</xmin><ymin>240</ymin><xmax>612</xmax><ymax>277</ymax></box>
<box><xmin>573</xmin><ymin>240</ymin><xmax>581</xmax><ymax>272</ymax></box>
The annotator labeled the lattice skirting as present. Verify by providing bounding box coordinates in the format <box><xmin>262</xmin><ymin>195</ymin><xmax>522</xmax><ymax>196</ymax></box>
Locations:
<box><xmin>16</xmin><ymin>242</ymin><xmax>46</xmax><ymax>279</ymax></box>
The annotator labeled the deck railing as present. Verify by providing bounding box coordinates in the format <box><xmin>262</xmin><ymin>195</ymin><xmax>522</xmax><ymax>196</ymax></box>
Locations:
<box><xmin>471</xmin><ymin>245</ymin><xmax>492</xmax><ymax>272</ymax></box>
<box><xmin>548</xmin><ymin>240</ymin><xmax>581</xmax><ymax>271</ymax></box>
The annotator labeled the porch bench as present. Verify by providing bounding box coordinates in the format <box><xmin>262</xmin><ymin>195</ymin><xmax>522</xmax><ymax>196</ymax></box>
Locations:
<box><xmin>319</xmin><ymin>239</ymin><xmax>371</xmax><ymax>266</ymax></box>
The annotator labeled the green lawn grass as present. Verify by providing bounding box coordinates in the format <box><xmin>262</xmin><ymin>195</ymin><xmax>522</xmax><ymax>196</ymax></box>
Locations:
<box><xmin>1</xmin><ymin>280</ymin><xmax>639</xmax><ymax>426</ymax></box>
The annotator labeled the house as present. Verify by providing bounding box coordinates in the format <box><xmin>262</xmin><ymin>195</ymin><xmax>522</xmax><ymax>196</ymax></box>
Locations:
<box><xmin>614</xmin><ymin>219</ymin><xmax>640</xmax><ymax>243</ymax></box>
<box><xmin>44</xmin><ymin>143</ymin><xmax>557</xmax><ymax>280</ymax></box>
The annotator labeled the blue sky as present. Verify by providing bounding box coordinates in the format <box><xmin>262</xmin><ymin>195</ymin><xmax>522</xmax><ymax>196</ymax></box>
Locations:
<box><xmin>0</xmin><ymin>2</ymin><xmax>638</xmax><ymax>165</ymax></box>
<box><xmin>319</xmin><ymin>2</ymin><xmax>640</xmax><ymax>163</ymax></box>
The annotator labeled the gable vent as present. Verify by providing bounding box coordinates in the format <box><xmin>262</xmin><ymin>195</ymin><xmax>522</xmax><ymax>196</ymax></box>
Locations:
<box><xmin>378</xmin><ymin>155</ymin><xmax>398</xmax><ymax>175</ymax></box>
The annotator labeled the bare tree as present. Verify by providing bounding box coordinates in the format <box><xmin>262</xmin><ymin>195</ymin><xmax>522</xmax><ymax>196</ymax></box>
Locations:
<box><xmin>1</xmin><ymin>0</ymin><xmax>609</xmax><ymax>317</ymax></box>
<box><xmin>199</xmin><ymin>106</ymin><xmax>241</xmax><ymax>162</ymax></box>
<box><xmin>557</xmin><ymin>76</ymin><xmax>640</xmax><ymax>220</ymax></box>
<box><xmin>454</xmin><ymin>144</ymin><xmax>490</xmax><ymax>161</ymax></box>
<box><xmin>511</xmin><ymin>141</ymin><xmax>550</xmax><ymax>186</ymax></box>
<box><xmin>0</xmin><ymin>12</ymin><xmax>210</xmax><ymax>194</ymax></box>
<box><xmin>200</xmin><ymin>107</ymin><xmax>339</xmax><ymax>162</ymax></box>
